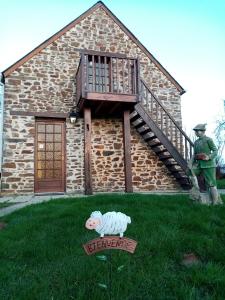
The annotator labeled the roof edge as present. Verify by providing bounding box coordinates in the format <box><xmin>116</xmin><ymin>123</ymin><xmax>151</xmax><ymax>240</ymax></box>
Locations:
<box><xmin>100</xmin><ymin>4</ymin><xmax>185</xmax><ymax>95</ymax></box>
<box><xmin>3</xmin><ymin>1</ymin><xmax>102</xmax><ymax>77</ymax></box>
<box><xmin>3</xmin><ymin>1</ymin><xmax>185</xmax><ymax>95</ymax></box>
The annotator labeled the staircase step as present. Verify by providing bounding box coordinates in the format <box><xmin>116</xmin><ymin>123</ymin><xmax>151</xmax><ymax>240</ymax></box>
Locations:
<box><xmin>132</xmin><ymin>118</ymin><xmax>145</xmax><ymax>128</ymax></box>
<box><xmin>143</xmin><ymin>133</ymin><xmax>156</xmax><ymax>141</ymax></box>
<box><xmin>172</xmin><ymin>172</ymin><xmax>184</xmax><ymax>179</ymax></box>
<box><xmin>158</xmin><ymin>152</ymin><xmax>172</xmax><ymax>160</ymax></box>
<box><xmin>173</xmin><ymin>171</ymin><xmax>190</xmax><ymax>180</ymax></box>
<box><xmin>137</xmin><ymin>126</ymin><xmax>151</xmax><ymax>135</ymax></box>
<box><xmin>168</xmin><ymin>165</ymin><xmax>183</xmax><ymax>172</ymax></box>
<box><xmin>148</xmin><ymin>139</ymin><xmax>162</xmax><ymax>148</ymax></box>
<box><xmin>130</xmin><ymin>111</ymin><xmax>139</xmax><ymax>122</ymax></box>
<box><xmin>164</xmin><ymin>159</ymin><xmax>178</xmax><ymax>166</ymax></box>
<box><xmin>152</xmin><ymin>146</ymin><xmax>167</xmax><ymax>154</ymax></box>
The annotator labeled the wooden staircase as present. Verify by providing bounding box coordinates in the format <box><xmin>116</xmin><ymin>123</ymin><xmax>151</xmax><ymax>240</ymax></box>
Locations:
<box><xmin>130</xmin><ymin>80</ymin><xmax>194</xmax><ymax>190</ymax></box>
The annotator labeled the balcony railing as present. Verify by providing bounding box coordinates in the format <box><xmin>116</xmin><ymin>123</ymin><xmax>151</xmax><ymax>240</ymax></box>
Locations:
<box><xmin>75</xmin><ymin>51</ymin><xmax>139</xmax><ymax>106</ymax></box>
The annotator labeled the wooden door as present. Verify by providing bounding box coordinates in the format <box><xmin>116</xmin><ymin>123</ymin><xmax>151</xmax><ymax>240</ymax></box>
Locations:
<box><xmin>87</xmin><ymin>55</ymin><xmax>110</xmax><ymax>93</ymax></box>
<box><xmin>35</xmin><ymin>119</ymin><xmax>66</xmax><ymax>193</ymax></box>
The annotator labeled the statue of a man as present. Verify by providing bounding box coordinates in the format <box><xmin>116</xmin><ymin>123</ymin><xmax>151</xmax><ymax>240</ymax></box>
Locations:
<box><xmin>188</xmin><ymin>124</ymin><xmax>222</xmax><ymax>205</ymax></box>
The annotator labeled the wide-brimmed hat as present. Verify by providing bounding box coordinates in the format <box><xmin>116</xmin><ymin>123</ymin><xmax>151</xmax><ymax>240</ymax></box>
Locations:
<box><xmin>193</xmin><ymin>123</ymin><xmax>207</xmax><ymax>131</ymax></box>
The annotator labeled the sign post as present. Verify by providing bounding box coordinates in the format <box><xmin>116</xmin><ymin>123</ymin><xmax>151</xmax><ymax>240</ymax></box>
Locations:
<box><xmin>83</xmin><ymin>211</ymin><xmax>138</xmax><ymax>298</ymax></box>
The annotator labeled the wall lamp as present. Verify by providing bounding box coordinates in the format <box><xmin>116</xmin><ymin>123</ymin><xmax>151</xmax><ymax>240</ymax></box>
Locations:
<box><xmin>69</xmin><ymin>109</ymin><xmax>79</xmax><ymax>124</ymax></box>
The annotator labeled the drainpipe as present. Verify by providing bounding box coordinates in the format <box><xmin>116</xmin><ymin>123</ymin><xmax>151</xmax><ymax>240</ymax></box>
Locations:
<box><xmin>0</xmin><ymin>73</ymin><xmax>5</xmax><ymax>186</ymax></box>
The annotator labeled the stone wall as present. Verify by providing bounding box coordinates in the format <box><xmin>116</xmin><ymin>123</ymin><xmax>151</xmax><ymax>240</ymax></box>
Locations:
<box><xmin>66</xmin><ymin>119</ymin><xmax>84</xmax><ymax>193</ymax></box>
<box><xmin>131</xmin><ymin>127</ymin><xmax>180</xmax><ymax>191</ymax></box>
<box><xmin>91</xmin><ymin>119</ymin><xmax>125</xmax><ymax>192</ymax></box>
<box><xmin>1</xmin><ymin>6</ymin><xmax>183</xmax><ymax>194</ymax></box>
<box><xmin>1</xmin><ymin>113</ymin><xmax>35</xmax><ymax>194</ymax></box>
<box><xmin>90</xmin><ymin>120</ymin><xmax>180</xmax><ymax>193</ymax></box>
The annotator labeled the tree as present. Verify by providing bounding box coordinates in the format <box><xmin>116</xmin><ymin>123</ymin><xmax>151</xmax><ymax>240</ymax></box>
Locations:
<box><xmin>214</xmin><ymin>115</ymin><xmax>225</xmax><ymax>166</ymax></box>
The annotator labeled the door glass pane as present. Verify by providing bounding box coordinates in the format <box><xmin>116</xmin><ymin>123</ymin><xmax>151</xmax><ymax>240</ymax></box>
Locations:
<box><xmin>55</xmin><ymin>161</ymin><xmax>61</xmax><ymax>169</ymax></box>
<box><xmin>54</xmin><ymin>169</ymin><xmax>62</xmax><ymax>178</ymax></box>
<box><xmin>46</xmin><ymin>125</ymin><xmax>54</xmax><ymax>133</ymax></box>
<box><xmin>37</xmin><ymin>169</ymin><xmax>45</xmax><ymax>179</ymax></box>
<box><xmin>37</xmin><ymin>161</ymin><xmax>45</xmax><ymax>169</ymax></box>
<box><xmin>46</xmin><ymin>143</ymin><xmax>54</xmax><ymax>151</ymax></box>
<box><xmin>46</xmin><ymin>170</ymin><xmax>53</xmax><ymax>178</ymax></box>
<box><xmin>54</xmin><ymin>143</ymin><xmax>61</xmax><ymax>151</ymax></box>
<box><xmin>55</xmin><ymin>125</ymin><xmax>62</xmax><ymax>133</ymax></box>
<box><xmin>38</xmin><ymin>143</ymin><xmax>45</xmax><ymax>151</ymax></box>
<box><xmin>54</xmin><ymin>152</ymin><xmax>61</xmax><ymax>160</ymax></box>
<box><xmin>38</xmin><ymin>134</ymin><xmax>45</xmax><ymax>141</ymax></box>
<box><xmin>38</xmin><ymin>125</ymin><xmax>45</xmax><ymax>132</ymax></box>
<box><xmin>54</xmin><ymin>134</ymin><xmax>61</xmax><ymax>142</ymax></box>
<box><xmin>46</xmin><ymin>134</ymin><xmax>53</xmax><ymax>142</ymax></box>
<box><xmin>46</xmin><ymin>152</ymin><xmax>54</xmax><ymax>160</ymax></box>
<box><xmin>46</xmin><ymin>161</ymin><xmax>54</xmax><ymax>169</ymax></box>
<box><xmin>38</xmin><ymin>152</ymin><xmax>45</xmax><ymax>160</ymax></box>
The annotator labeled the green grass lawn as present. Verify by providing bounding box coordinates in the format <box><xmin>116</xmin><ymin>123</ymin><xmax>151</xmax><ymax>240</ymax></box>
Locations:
<box><xmin>0</xmin><ymin>193</ymin><xmax>225</xmax><ymax>300</ymax></box>
<box><xmin>217</xmin><ymin>178</ymin><xmax>225</xmax><ymax>189</ymax></box>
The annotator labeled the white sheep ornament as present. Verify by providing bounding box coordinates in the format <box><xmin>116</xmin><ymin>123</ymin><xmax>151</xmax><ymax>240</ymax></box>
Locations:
<box><xmin>85</xmin><ymin>211</ymin><xmax>131</xmax><ymax>238</ymax></box>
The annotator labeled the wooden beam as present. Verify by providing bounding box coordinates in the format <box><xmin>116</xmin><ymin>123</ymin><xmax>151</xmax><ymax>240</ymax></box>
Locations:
<box><xmin>123</xmin><ymin>110</ymin><xmax>133</xmax><ymax>192</ymax></box>
<box><xmin>86</xmin><ymin>92</ymin><xmax>137</xmax><ymax>102</ymax></box>
<box><xmin>10</xmin><ymin>110</ymin><xmax>68</xmax><ymax>118</ymax></box>
<box><xmin>84</xmin><ymin>107</ymin><xmax>93</xmax><ymax>195</ymax></box>
<box><xmin>81</xmin><ymin>49</ymin><xmax>127</xmax><ymax>59</ymax></box>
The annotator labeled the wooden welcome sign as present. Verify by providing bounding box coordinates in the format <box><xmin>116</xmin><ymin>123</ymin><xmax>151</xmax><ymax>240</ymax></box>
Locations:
<box><xmin>83</xmin><ymin>236</ymin><xmax>137</xmax><ymax>255</ymax></box>
<box><xmin>83</xmin><ymin>211</ymin><xmax>137</xmax><ymax>255</ymax></box>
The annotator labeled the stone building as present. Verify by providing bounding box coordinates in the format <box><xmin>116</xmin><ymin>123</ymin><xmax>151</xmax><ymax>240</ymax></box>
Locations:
<box><xmin>0</xmin><ymin>1</ymin><xmax>193</xmax><ymax>195</ymax></box>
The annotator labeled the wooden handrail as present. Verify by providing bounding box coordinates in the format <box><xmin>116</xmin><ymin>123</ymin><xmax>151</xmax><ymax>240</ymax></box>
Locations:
<box><xmin>139</xmin><ymin>80</ymin><xmax>194</xmax><ymax>161</ymax></box>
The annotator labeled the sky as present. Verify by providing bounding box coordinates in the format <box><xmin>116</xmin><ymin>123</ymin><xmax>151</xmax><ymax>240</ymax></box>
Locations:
<box><xmin>0</xmin><ymin>0</ymin><xmax>225</xmax><ymax>156</ymax></box>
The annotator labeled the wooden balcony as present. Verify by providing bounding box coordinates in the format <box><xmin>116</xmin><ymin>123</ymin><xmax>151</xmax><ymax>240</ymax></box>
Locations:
<box><xmin>75</xmin><ymin>51</ymin><xmax>139</xmax><ymax>117</ymax></box>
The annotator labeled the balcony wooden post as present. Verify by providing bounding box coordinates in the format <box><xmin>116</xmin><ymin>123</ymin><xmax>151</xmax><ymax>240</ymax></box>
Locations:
<box><xmin>81</xmin><ymin>53</ymin><xmax>86</xmax><ymax>98</ymax></box>
<box><xmin>84</xmin><ymin>107</ymin><xmax>93</xmax><ymax>195</ymax></box>
<box><xmin>136</xmin><ymin>58</ymin><xmax>141</xmax><ymax>101</ymax></box>
<box><xmin>92</xmin><ymin>55</ymin><xmax>95</xmax><ymax>92</ymax></box>
<box><xmin>110</xmin><ymin>58</ymin><xmax>113</xmax><ymax>93</ymax></box>
<box><xmin>132</xmin><ymin>60</ymin><xmax>136</xmax><ymax>94</ymax></box>
<box><xmin>104</xmin><ymin>56</ymin><xmax>107</xmax><ymax>92</ymax></box>
<box><xmin>127</xmin><ymin>59</ymin><xmax>130</xmax><ymax>94</ymax></box>
<box><xmin>123</xmin><ymin>110</ymin><xmax>133</xmax><ymax>193</ymax></box>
